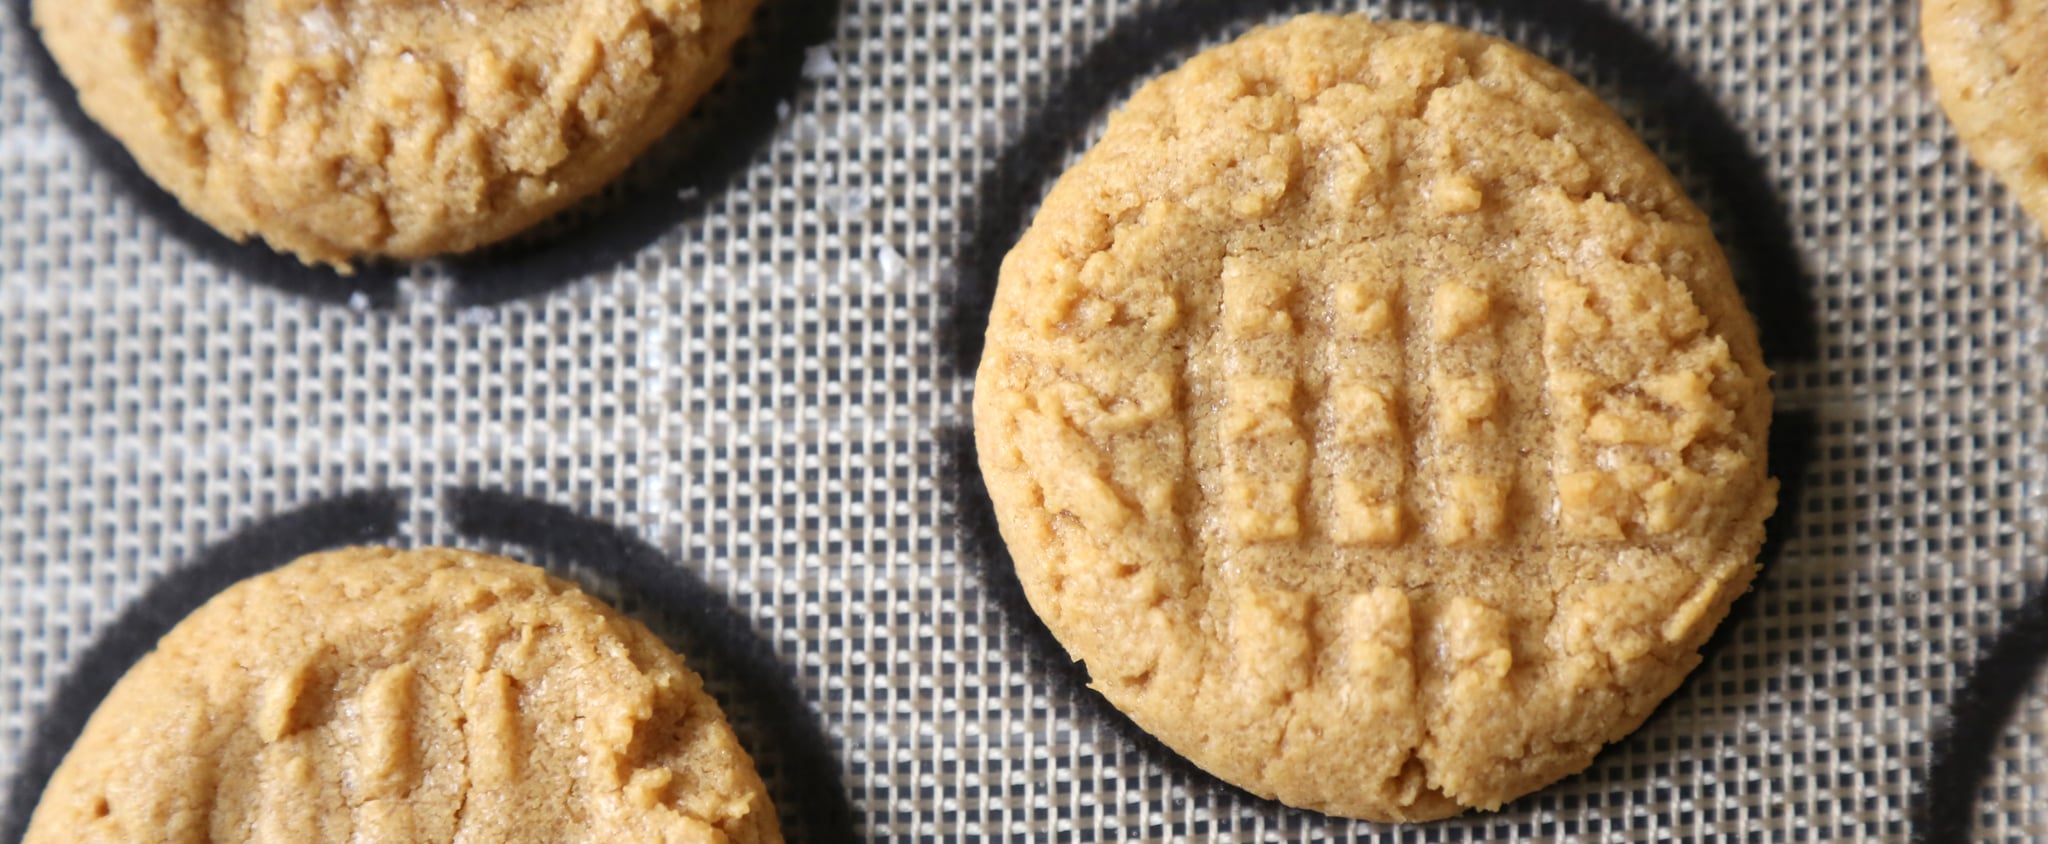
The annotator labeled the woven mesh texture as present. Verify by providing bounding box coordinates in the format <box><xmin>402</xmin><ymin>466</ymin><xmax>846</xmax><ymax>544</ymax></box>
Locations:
<box><xmin>1</xmin><ymin>0</ymin><xmax>2042</xmax><ymax>839</ymax></box>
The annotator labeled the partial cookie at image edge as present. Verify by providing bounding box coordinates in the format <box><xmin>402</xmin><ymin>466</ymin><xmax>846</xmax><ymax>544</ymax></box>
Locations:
<box><xmin>1923</xmin><ymin>0</ymin><xmax>2048</xmax><ymax>236</ymax></box>
<box><xmin>21</xmin><ymin>546</ymin><xmax>782</xmax><ymax>843</ymax></box>
<box><xmin>30</xmin><ymin>0</ymin><xmax>761</xmax><ymax>269</ymax></box>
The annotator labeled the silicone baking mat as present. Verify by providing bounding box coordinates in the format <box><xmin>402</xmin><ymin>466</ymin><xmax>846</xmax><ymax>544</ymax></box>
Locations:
<box><xmin>0</xmin><ymin>0</ymin><xmax>2039</xmax><ymax>839</ymax></box>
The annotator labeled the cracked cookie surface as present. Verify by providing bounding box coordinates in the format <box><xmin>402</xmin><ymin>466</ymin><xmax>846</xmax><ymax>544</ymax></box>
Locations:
<box><xmin>24</xmin><ymin>547</ymin><xmax>780</xmax><ymax>843</ymax></box>
<box><xmin>972</xmin><ymin>14</ymin><xmax>1777</xmax><ymax>822</ymax></box>
<box><xmin>33</xmin><ymin>0</ymin><xmax>758</xmax><ymax>268</ymax></box>
<box><xmin>1924</xmin><ymin>0</ymin><xmax>2048</xmax><ymax>236</ymax></box>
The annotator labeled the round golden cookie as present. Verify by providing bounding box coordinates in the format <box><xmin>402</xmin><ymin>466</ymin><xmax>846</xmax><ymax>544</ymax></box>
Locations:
<box><xmin>23</xmin><ymin>547</ymin><xmax>781</xmax><ymax>843</ymax></box>
<box><xmin>32</xmin><ymin>0</ymin><xmax>758</xmax><ymax>268</ymax></box>
<box><xmin>1924</xmin><ymin>0</ymin><xmax>2048</xmax><ymax>235</ymax></box>
<box><xmin>973</xmin><ymin>15</ymin><xmax>1777</xmax><ymax>822</ymax></box>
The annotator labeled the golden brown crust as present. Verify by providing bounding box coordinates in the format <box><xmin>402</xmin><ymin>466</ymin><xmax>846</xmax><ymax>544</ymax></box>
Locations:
<box><xmin>972</xmin><ymin>14</ymin><xmax>1776</xmax><ymax>822</ymax></box>
<box><xmin>1923</xmin><ymin>0</ymin><xmax>2048</xmax><ymax>235</ymax></box>
<box><xmin>31</xmin><ymin>0</ymin><xmax>759</xmax><ymax>268</ymax></box>
<box><xmin>23</xmin><ymin>547</ymin><xmax>781</xmax><ymax>843</ymax></box>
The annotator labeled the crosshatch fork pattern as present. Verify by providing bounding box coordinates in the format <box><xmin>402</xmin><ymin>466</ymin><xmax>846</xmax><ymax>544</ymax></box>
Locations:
<box><xmin>0</xmin><ymin>0</ymin><xmax>2044</xmax><ymax>840</ymax></box>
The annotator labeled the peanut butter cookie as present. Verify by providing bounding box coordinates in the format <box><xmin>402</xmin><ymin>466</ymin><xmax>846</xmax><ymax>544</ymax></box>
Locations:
<box><xmin>33</xmin><ymin>0</ymin><xmax>758</xmax><ymax>268</ymax></box>
<box><xmin>1924</xmin><ymin>0</ymin><xmax>2048</xmax><ymax>235</ymax></box>
<box><xmin>973</xmin><ymin>14</ymin><xmax>1777</xmax><ymax>821</ymax></box>
<box><xmin>23</xmin><ymin>547</ymin><xmax>780</xmax><ymax>842</ymax></box>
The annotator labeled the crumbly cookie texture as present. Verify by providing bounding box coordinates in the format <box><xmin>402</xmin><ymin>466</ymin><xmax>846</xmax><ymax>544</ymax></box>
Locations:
<box><xmin>1924</xmin><ymin>0</ymin><xmax>2048</xmax><ymax>234</ymax></box>
<box><xmin>24</xmin><ymin>547</ymin><xmax>781</xmax><ymax>843</ymax></box>
<box><xmin>973</xmin><ymin>14</ymin><xmax>1776</xmax><ymax>822</ymax></box>
<box><xmin>32</xmin><ymin>0</ymin><xmax>758</xmax><ymax>269</ymax></box>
